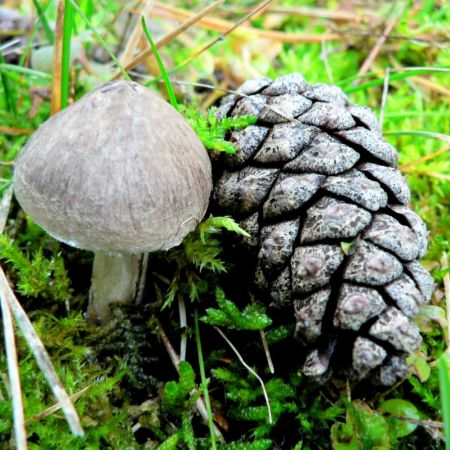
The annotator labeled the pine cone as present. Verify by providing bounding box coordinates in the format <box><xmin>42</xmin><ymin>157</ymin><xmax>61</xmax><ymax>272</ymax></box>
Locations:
<box><xmin>212</xmin><ymin>73</ymin><xmax>434</xmax><ymax>386</ymax></box>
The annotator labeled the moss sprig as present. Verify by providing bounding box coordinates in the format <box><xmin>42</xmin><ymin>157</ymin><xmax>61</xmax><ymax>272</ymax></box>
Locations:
<box><xmin>180</xmin><ymin>104</ymin><xmax>257</xmax><ymax>153</ymax></box>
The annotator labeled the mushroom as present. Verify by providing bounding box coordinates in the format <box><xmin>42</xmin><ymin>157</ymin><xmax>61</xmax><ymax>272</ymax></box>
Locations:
<box><xmin>13</xmin><ymin>80</ymin><xmax>212</xmax><ymax>324</ymax></box>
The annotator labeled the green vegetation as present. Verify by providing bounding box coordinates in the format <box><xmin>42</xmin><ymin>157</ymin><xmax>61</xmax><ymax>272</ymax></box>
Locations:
<box><xmin>0</xmin><ymin>1</ymin><xmax>449</xmax><ymax>448</ymax></box>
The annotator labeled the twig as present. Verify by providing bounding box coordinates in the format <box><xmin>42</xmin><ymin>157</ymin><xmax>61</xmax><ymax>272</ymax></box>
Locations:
<box><xmin>0</xmin><ymin>184</ymin><xmax>26</xmax><ymax>449</ymax></box>
<box><xmin>178</xmin><ymin>294</ymin><xmax>188</xmax><ymax>361</ymax></box>
<box><xmin>410</xmin><ymin>76</ymin><xmax>450</xmax><ymax>97</ymax></box>
<box><xmin>0</xmin><ymin>127</ymin><xmax>33</xmax><ymax>136</ymax></box>
<box><xmin>263</xmin><ymin>6</ymin><xmax>379</xmax><ymax>22</ymax></box>
<box><xmin>1</xmin><ymin>287</ymin><xmax>27</xmax><ymax>450</ymax></box>
<box><xmin>151</xmin><ymin>78</ymin><xmax>229</xmax><ymax>93</ymax></box>
<box><xmin>136</xmin><ymin>253</ymin><xmax>149</xmax><ymax>305</ymax></box>
<box><xmin>156</xmin><ymin>317</ymin><xmax>179</xmax><ymax>367</ymax></box>
<box><xmin>378</xmin><ymin>412</ymin><xmax>444</xmax><ymax>429</ymax></box>
<box><xmin>0</xmin><ymin>268</ymin><xmax>84</xmax><ymax>436</ymax></box>
<box><xmin>214</xmin><ymin>326</ymin><xmax>273</xmax><ymax>424</ymax></box>
<box><xmin>201</xmin><ymin>79</ymin><xmax>228</xmax><ymax>110</ymax></box>
<box><xmin>112</xmin><ymin>0</ymin><xmax>224</xmax><ymax>79</ymax></box>
<box><xmin>119</xmin><ymin>0</ymin><xmax>156</xmax><ymax>68</ymax></box>
<box><xmin>399</xmin><ymin>146</ymin><xmax>450</xmax><ymax>169</ymax></box>
<box><xmin>153</xmin><ymin>1</ymin><xmax>340</xmax><ymax>43</ymax></box>
<box><xmin>356</xmin><ymin>3</ymin><xmax>405</xmax><ymax>81</ymax></box>
<box><xmin>0</xmin><ymin>38</ymin><xmax>24</xmax><ymax>53</ymax></box>
<box><xmin>441</xmin><ymin>253</ymin><xmax>450</xmax><ymax>353</ymax></box>
<box><xmin>26</xmin><ymin>385</ymin><xmax>90</xmax><ymax>425</ymax></box>
<box><xmin>259</xmin><ymin>330</ymin><xmax>274</xmax><ymax>374</ymax></box>
<box><xmin>0</xmin><ymin>186</ymin><xmax>13</xmax><ymax>234</ymax></box>
<box><xmin>115</xmin><ymin>2</ymin><xmax>136</xmax><ymax>53</ymax></box>
<box><xmin>332</xmin><ymin>28</ymin><xmax>447</xmax><ymax>46</ymax></box>
<box><xmin>399</xmin><ymin>168</ymin><xmax>450</xmax><ymax>181</ymax></box>
<box><xmin>155</xmin><ymin>318</ymin><xmax>223</xmax><ymax>439</ymax></box>
<box><xmin>379</xmin><ymin>67</ymin><xmax>390</xmax><ymax>130</ymax></box>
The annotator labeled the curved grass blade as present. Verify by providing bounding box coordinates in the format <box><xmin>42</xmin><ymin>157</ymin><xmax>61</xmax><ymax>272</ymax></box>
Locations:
<box><xmin>141</xmin><ymin>16</ymin><xmax>179</xmax><ymax>111</ymax></box>
<box><xmin>0</xmin><ymin>53</ymin><xmax>16</xmax><ymax>115</ymax></box>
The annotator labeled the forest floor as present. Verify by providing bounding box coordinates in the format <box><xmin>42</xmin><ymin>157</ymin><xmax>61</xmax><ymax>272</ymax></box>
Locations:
<box><xmin>0</xmin><ymin>1</ymin><xmax>450</xmax><ymax>449</ymax></box>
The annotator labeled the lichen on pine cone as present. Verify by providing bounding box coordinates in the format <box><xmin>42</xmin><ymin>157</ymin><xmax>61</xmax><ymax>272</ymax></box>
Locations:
<box><xmin>212</xmin><ymin>73</ymin><xmax>434</xmax><ymax>386</ymax></box>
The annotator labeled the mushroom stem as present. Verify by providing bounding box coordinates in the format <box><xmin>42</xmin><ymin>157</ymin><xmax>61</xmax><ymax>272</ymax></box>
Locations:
<box><xmin>88</xmin><ymin>252</ymin><xmax>144</xmax><ymax>324</ymax></box>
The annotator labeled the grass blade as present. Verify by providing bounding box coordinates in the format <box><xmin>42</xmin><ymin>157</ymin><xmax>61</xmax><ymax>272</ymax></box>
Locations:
<box><xmin>140</xmin><ymin>16</ymin><xmax>179</xmax><ymax>110</ymax></box>
<box><xmin>342</xmin><ymin>66</ymin><xmax>450</xmax><ymax>93</ymax></box>
<box><xmin>61</xmin><ymin>0</ymin><xmax>73</xmax><ymax>109</ymax></box>
<box><xmin>0</xmin><ymin>63</ymin><xmax>51</xmax><ymax>80</ymax></box>
<box><xmin>338</xmin><ymin>66</ymin><xmax>450</xmax><ymax>87</ymax></box>
<box><xmin>194</xmin><ymin>309</ymin><xmax>217</xmax><ymax>450</ymax></box>
<box><xmin>0</xmin><ymin>52</ymin><xmax>16</xmax><ymax>116</ymax></box>
<box><xmin>439</xmin><ymin>354</ymin><xmax>450</xmax><ymax>450</ymax></box>
<box><xmin>75</xmin><ymin>0</ymin><xmax>95</xmax><ymax>31</ymax></box>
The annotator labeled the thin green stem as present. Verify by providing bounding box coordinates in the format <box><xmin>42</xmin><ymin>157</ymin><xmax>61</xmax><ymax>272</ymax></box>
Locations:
<box><xmin>439</xmin><ymin>354</ymin><xmax>450</xmax><ymax>450</ymax></box>
<box><xmin>194</xmin><ymin>309</ymin><xmax>217</xmax><ymax>450</ymax></box>
<box><xmin>74</xmin><ymin>0</ymin><xmax>94</xmax><ymax>30</ymax></box>
<box><xmin>140</xmin><ymin>17</ymin><xmax>179</xmax><ymax>111</ymax></box>
<box><xmin>0</xmin><ymin>53</ymin><xmax>16</xmax><ymax>116</ymax></box>
<box><xmin>61</xmin><ymin>0</ymin><xmax>73</xmax><ymax>109</ymax></box>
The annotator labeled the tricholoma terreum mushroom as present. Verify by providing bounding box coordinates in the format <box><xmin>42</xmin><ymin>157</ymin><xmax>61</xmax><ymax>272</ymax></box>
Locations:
<box><xmin>14</xmin><ymin>80</ymin><xmax>212</xmax><ymax>324</ymax></box>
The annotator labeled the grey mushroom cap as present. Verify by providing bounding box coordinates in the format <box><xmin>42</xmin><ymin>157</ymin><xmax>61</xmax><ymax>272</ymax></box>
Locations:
<box><xmin>14</xmin><ymin>80</ymin><xmax>212</xmax><ymax>253</ymax></box>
